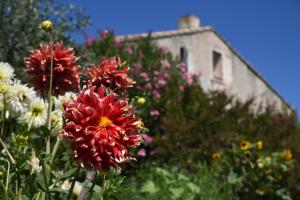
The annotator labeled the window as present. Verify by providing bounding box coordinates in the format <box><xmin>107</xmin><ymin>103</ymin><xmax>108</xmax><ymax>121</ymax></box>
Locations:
<box><xmin>180</xmin><ymin>47</ymin><xmax>188</xmax><ymax>69</ymax></box>
<box><xmin>212</xmin><ymin>51</ymin><xmax>223</xmax><ymax>80</ymax></box>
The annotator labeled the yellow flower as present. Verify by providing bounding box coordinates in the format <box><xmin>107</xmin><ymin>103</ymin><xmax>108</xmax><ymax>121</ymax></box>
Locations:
<box><xmin>240</xmin><ymin>140</ymin><xmax>251</xmax><ymax>151</ymax></box>
<box><xmin>284</xmin><ymin>149</ymin><xmax>293</xmax><ymax>161</ymax></box>
<box><xmin>212</xmin><ymin>152</ymin><xmax>221</xmax><ymax>160</ymax></box>
<box><xmin>256</xmin><ymin>140</ymin><xmax>263</xmax><ymax>150</ymax></box>
<box><xmin>136</xmin><ymin>97</ymin><xmax>146</xmax><ymax>106</ymax></box>
<box><xmin>40</xmin><ymin>20</ymin><xmax>53</xmax><ymax>32</ymax></box>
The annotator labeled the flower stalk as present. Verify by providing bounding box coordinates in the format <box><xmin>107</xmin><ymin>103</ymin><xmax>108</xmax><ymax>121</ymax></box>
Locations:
<box><xmin>77</xmin><ymin>171</ymin><xmax>97</xmax><ymax>200</ymax></box>
<box><xmin>32</xmin><ymin>144</ymin><xmax>51</xmax><ymax>200</ymax></box>
<box><xmin>67</xmin><ymin>166</ymin><xmax>80</xmax><ymax>200</ymax></box>
<box><xmin>0</xmin><ymin>137</ymin><xmax>16</xmax><ymax>165</ymax></box>
<box><xmin>46</xmin><ymin>31</ymin><xmax>54</xmax><ymax>154</ymax></box>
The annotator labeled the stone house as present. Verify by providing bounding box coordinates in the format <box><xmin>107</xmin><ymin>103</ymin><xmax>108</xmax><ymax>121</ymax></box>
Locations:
<box><xmin>118</xmin><ymin>15</ymin><xmax>292</xmax><ymax>113</ymax></box>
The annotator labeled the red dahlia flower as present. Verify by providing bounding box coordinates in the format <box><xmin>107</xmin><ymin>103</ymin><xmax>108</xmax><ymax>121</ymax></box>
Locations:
<box><xmin>85</xmin><ymin>57</ymin><xmax>135</xmax><ymax>93</ymax></box>
<box><xmin>25</xmin><ymin>42</ymin><xmax>81</xmax><ymax>96</ymax></box>
<box><xmin>62</xmin><ymin>85</ymin><xmax>142</xmax><ymax>171</ymax></box>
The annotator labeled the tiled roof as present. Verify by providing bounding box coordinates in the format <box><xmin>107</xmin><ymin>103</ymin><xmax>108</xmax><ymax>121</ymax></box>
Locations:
<box><xmin>117</xmin><ymin>26</ymin><xmax>213</xmax><ymax>41</ymax></box>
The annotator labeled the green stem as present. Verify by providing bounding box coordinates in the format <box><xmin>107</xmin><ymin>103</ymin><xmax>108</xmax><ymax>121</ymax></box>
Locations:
<box><xmin>5</xmin><ymin>159</ymin><xmax>10</xmax><ymax>193</ymax></box>
<box><xmin>0</xmin><ymin>137</ymin><xmax>16</xmax><ymax>165</ymax></box>
<box><xmin>46</xmin><ymin>33</ymin><xmax>54</xmax><ymax>154</ymax></box>
<box><xmin>0</xmin><ymin>95</ymin><xmax>6</xmax><ymax>138</ymax></box>
<box><xmin>50</xmin><ymin>136</ymin><xmax>61</xmax><ymax>164</ymax></box>
<box><xmin>32</xmin><ymin>144</ymin><xmax>51</xmax><ymax>200</ymax></box>
<box><xmin>1</xmin><ymin>182</ymin><xmax>8</xmax><ymax>200</ymax></box>
<box><xmin>67</xmin><ymin>166</ymin><xmax>80</xmax><ymax>200</ymax></box>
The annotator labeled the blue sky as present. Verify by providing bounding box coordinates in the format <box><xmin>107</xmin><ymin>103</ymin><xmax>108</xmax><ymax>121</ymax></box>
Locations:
<box><xmin>70</xmin><ymin>0</ymin><xmax>300</xmax><ymax>118</ymax></box>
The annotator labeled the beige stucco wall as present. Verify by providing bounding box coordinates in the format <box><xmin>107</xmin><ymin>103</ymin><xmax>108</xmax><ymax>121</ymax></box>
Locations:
<box><xmin>152</xmin><ymin>30</ymin><xmax>290</xmax><ymax>113</ymax></box>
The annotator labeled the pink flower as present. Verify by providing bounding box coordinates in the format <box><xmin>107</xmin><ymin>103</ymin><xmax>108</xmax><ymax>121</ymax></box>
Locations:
<box><xmin>152</xmin><ymin>90</ymin><xmax>161</xmax><ymax>100</ymax></box>
<box><xmin>150</xmin><ymin>110</ymin><xmax>160</xmax><ymax>117</ymax></box>
<box><xmin>114</xmin><ymin>38</ymin><xmax>121</xmax><ymax>48</ymax></box>
<box><xmin>153</xmin><ymin>70</ymin><xmax>160</xmax><ymax>76</ymax></box>
<box><xmin>137</xmin><ymin>148</ymin><xmax>146</xmax><ymax>157</ymax></box>
<box><xmin>179</xmin><ymin>85</ymin><xmax>185</xmax><ymax>92</ymax></box>
<box><xmin>99</xmin><ymin>29</ymin><xmax>110</xmax><ymax>38</ymax></box>
<box><xmin>145</xmin><ymin>83</ymin><xmax>153</xmax><ymax>90</ymax></box>
<box><xmin>141</xmin><ymin>134</ymin><xmax>153</xmax><ymax>144</ymax></box>
<box><xmin>140</xmin><ymin>72</ymin><xmax>149</xmax><ymax>82</ymax></box>
<box><xmin>160</xmin><ymin>46</ymin><xmax>170</xmax><ymax>53</ymax></box>
<box><xmin>124</xmin><ymin>44</ymin><xmax>132</xmax><ymax>54</ymax></box>
<box><xmin>157</xmin><ymin>79</ymin><xmax>167</xmax><ymax>87</ymax></box>
<box><xmin>160</xmin><ymin>59</ymin><xmax>171</xmax><ymax>69</ymax></box>
<box><xmin>134</xmin><ymin>62</ymin><xmax>142</xmax><ymax>69</ymax></box>
<box><xmin>179</xmin><ymin>63</ymin><xmax>187</xmax><ymax>73</ymax></box>
<box><xmin>85</xmin><ymin>36</ymin><xmax>95</xmax><ymax>47</ymax></box>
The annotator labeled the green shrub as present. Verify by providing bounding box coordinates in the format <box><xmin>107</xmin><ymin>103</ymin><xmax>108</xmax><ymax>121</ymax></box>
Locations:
<box><xmin>117</xmin><ymin>163</ymin><xmax>237</xmax><ymax>200</ymax></box>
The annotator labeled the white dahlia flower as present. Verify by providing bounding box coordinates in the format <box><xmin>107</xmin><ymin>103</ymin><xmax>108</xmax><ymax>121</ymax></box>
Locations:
<box><xmin>0</xmin><ymin>62</ymin><xmax>14</xmax><ymax>82</ymax></box>
<box><xmin>18</xmin><ymin>98</ymin><xmax>47</xmax><ymax>129</ymax></box>
<box><xmin>6</xmin><ymin>81</ymin><xmax>36</xmax><ymax>117</ymax></box>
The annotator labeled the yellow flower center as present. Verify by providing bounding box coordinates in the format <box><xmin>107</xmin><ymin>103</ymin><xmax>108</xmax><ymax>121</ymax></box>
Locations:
<box><xmin>31</xmin><ymin>103</ymin><xmax>44</xmax><ymax>116</ymax></box>
<box><xmin>0</xmin><ymin>83</ymin><xmax>9</xmax><ymax>94</ymax></box>
<box><xmin>99</xmin><ymin>116</ymin><xmax>112</xmax><ymax>128</ymax></box>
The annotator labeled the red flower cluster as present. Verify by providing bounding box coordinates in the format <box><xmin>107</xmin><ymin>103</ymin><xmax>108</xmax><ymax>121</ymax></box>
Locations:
<box><xmin>25</xmin><ymin>42</ymin><xmax>81</xmax><ymax>96</ymax></box>
<box><xmin>85</xmin><ymin>57</ymin><xmax>134</xmax><ymax>93</ymax></box>
<box><xmin>62</xmin><ymin>86</ymin><xmax>142</xmax><ymax>171</ymax></box>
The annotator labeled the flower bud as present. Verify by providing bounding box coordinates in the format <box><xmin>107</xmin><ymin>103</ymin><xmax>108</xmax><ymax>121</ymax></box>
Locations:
<box><xmin>40</xmin><ymin>20</ymin><xmax>53</xmax><ymax>32</ymax></box>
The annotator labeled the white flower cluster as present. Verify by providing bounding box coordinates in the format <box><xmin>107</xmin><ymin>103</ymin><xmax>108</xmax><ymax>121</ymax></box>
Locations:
<box><xmin>0</xmin><ymin>62</ymin><xmax>67</xmax><ymax>132</ymax></box>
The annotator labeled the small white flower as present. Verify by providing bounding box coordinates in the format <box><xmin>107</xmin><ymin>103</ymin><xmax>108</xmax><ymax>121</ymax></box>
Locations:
<box><xmin>61</xmin><ymin>179</ymin><xmax>71</xmax><ymax>190</ymax></box>
<box><xmin>18</xmin><ymin>98</ymin><xmax>47</xmax><ymax>129</ymax></box>
<box><xmin>61</xmin><ymin>180</ymin><xmax>82</xmax><ymax>197</ymax></box>
<box><xmin>27</xmin><ymin>151</ymin><xmax>42</xmax><ymax>174</ymax></box>
<box><xmin>7</xmin><ymin>80</ymin><xmax>36</xmax><ymax>117</ymax></box>
<box><xmin>54</xmin><ymin>92</ymin><xmax>77</xmax><ymax>110</ymax></box>
<box><xmin>0</xmin><ymin>62</ymin><xmax>14</xmax><ymax>82</ymax></box>
<box><xmin>51</xmin><ymin>110</ymin><xmax>63</xmax><ymax>135</ymax></box>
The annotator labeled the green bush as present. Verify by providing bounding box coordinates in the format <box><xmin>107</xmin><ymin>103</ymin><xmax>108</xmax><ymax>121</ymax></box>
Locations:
<box><xmin>83</xmin><ymin>31</ymin><xmax>300</xmax><ymax>199</ymax></box>
<box><xmin>117</xmin><ymin>163</ymin><xmax>237</xmax><ymax>200</ymax></box>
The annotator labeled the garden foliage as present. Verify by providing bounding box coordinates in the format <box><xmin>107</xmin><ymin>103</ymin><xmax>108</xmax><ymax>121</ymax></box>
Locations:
<box><xmin>83</xmin><ymin>31</ymin><xmax>300</xmax><ymax>199</ymax></box>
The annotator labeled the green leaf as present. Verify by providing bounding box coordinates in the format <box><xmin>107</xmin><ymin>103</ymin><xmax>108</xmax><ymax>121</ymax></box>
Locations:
<box><xmin>91</xmin><ymin>185</ymin><xmax>103</xmax><ymax>200</ymax></box>
<box><xmin>227</xmin><ymin>170</ymin><xmax>239</xmax><ymax>184</ymax></box>
<box><xmin>141</xmin><ymin>180</ymin><xmax>158</xmax><ymax>194</ymax></box>
<box><xmin>170</xmin><ymin>187</ymin><xmax>184</xmax><ymax>198</ymax></box>
<box><xmin>186</xmin><ymin>182</ymin><xmax>200</xmax><ymax>193</ymax></box>
<box><xmin>58</xmin><ymin>168</ymin><xmax>78</xmax><ymax>180</ymax></box>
